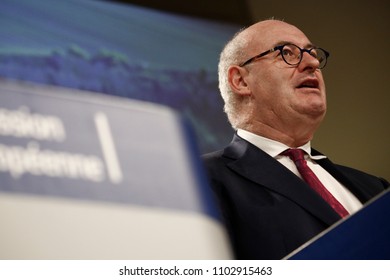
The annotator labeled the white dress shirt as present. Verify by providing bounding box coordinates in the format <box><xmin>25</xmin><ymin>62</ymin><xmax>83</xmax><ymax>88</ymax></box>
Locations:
<box><xmin>237</xmin><ymin>129</ymin><xmax>363</xmax><ymax>214</ymax></box>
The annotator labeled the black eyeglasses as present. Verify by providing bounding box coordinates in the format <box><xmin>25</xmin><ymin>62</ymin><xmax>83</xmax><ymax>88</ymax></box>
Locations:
<box><xmin>239</xmin><ymin>43</ymin><xmax>330</xmax><ymax>69</ymax></box>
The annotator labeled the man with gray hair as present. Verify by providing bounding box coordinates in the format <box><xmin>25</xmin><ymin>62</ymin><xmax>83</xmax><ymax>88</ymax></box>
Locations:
<box><xmin>203</xmin><ymin>19</ymin><xmax>388</xmax><ymax>259</ymax></box>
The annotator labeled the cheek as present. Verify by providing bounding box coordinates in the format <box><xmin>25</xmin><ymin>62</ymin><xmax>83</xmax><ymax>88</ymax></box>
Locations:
<box><xmin>256</xmin><ymin>71</ymin><xmax>287</xmax><ymax>94</ymax></box>
<box><xmin>249</xmin><ymin>68</ymin><xmax>293</xmax><ymax>104</ymax></box>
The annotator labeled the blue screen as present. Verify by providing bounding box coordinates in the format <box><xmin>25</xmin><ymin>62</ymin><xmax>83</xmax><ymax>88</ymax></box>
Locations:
<box><xmin>0</xmin><ymin>0</ymin><xmax>238</xmax><ymax>153</ymax></box>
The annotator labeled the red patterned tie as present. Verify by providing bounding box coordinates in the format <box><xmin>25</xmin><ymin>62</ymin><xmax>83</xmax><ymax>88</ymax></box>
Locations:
<box><xmin>282</xmin><ymin>149</ymin><xmax>349</xmax><ymax>218</ymax></box>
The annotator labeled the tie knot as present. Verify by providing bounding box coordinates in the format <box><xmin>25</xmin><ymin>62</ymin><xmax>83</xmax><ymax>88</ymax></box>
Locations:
<box><xmin>281</xmin><ymin>148</ymin><xmax>305</xmax><ymax>162</ymax></box>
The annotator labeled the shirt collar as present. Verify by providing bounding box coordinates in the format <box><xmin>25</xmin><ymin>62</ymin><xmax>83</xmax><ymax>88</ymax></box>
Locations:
<box><xmin>237</xmin><ymin>129</ymin><xmax>326</xmax><ymax>160</ymax></box>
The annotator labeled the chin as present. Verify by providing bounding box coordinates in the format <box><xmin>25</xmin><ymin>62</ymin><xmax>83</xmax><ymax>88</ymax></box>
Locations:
<box><xmin>309</xmin><ymin>107</ymin><xmax>326</xmax><ymax>119</ymax></box>
<box><xmin>296</xmin><ymin>98</ymin><xmax>326</xmax><ymax>117</ymax></box>
<box><xmin>301</xmin><ymin>100</ymin><xmax>326</xmax><ymax>117</ymax></box>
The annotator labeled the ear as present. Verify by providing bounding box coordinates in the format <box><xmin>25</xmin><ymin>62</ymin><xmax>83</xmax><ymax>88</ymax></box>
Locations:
<box><xmin>228</xmin><ymin>65</ymin><xmax>251</xmax><ymax>96</ymax></box>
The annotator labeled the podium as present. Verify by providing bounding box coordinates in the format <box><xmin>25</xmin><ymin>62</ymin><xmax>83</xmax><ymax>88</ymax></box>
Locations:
<box><xmin>286</xmin><ymin>190</ymin><xmax>390</xmax><ymax>259</ymax></box>
<box><xmin>0</xmin><ymin>79</ymin><xmax>233</xmax><ymax>259</ymax></box>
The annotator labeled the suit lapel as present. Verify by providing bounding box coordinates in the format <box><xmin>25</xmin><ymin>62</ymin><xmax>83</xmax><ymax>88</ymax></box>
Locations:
<box><xmin>311</xmin><ymin>148</ymin><xmax>373</xmax><ymax>203</ymax></box>
<box><xmin>224</xmin><ymin>135</ymin><xmax>341</xmax><ymax>226</ymax></box>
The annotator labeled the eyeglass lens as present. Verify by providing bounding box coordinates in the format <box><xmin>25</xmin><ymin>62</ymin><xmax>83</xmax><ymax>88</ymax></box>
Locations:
<box><xmin>282</xmin><ymin>44</ymin><xmax>327</xmax><ymax>69</ymax></box>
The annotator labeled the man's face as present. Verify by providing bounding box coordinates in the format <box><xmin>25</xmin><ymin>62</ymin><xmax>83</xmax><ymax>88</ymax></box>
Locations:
<box><xmin>240</xmin><ymin>21</ymin><xmax>327</xmax><ymax>131</ymax></box>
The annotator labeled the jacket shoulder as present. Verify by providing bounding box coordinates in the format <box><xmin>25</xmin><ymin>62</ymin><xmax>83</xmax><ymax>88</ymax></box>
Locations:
<box><xmin>335</xmin><ymin>164</ymin><xmax>389</xmax><ymax>190</ymax></box>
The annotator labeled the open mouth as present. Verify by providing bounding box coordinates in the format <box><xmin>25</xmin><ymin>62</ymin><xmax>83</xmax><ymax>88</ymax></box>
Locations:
<box><xmin>297</xmin><ymin>79</ymin><xmax>319</xmax><ymax>89</ymax></box>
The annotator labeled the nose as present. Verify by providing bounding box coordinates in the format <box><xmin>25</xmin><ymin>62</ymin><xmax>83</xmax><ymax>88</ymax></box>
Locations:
<box><xmin>298</xmin><ymin>51</ymin><xmax>320</xmax><ymax>71</ymax></box>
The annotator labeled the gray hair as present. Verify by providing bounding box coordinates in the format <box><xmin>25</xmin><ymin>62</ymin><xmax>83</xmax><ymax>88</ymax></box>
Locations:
<box><xmin>218</xmin><ymin>28</ymin><xmax>250</xmax><ymax>129</ymax></box>
<box><xmin>218</xmin><ymin>19</ymin><xmax>285</xmax><ymax>129</ymax></box>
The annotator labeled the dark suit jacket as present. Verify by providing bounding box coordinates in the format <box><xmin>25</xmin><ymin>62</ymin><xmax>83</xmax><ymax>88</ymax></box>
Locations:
<box><xmin>203</xmin><ymin>134</ymin><xmax>389</xmax><ymax>260</ymax></box>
